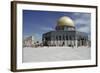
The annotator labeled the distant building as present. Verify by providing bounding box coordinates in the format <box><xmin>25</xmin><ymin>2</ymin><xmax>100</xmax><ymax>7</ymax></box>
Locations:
<box><xmin>23</xmin><ymin>36</ymin><xmax>35</xmax><ymax>47</ymax></box>
<box><xmin>42</xmin><ymin>16</ymin><xmax>90</xmax><ymax>47</ymax></box>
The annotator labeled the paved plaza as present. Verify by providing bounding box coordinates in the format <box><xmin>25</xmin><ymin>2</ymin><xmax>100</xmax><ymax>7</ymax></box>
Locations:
<box><xmin>23</xmin><ymin>47</ymin><xmax>91</xmax><ymax>63</ymax></box>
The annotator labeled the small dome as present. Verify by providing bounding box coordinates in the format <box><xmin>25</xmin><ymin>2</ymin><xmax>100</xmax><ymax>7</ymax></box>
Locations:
<box><xmin>57</xmin><ymin>16</ymin><xmax>74</xmax><ymax>27</ymax></box>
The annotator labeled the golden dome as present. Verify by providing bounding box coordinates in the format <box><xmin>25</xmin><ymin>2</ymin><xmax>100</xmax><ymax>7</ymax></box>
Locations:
<box><xmin>57</xmin><ymin>16</ymin><xmax>74</xmax><ymax>27</ymax></box>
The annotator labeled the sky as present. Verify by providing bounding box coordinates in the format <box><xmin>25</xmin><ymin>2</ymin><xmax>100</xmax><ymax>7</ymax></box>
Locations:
<box><xmin>23</xmin><ymin>10</ymin><xmax>91</xmax><ymax>42</ymax></box>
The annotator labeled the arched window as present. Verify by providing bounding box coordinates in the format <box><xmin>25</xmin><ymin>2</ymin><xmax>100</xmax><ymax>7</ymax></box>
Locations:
<box><xmin>66</xmin><ymin>35</ymin><xmax>68</xmax><ymax>40</ymax></box>
<box><xmin>69</xmin><ymin>36</ymin><xmax>72</xmax><ymax>40</ymax></box>
<box><xmin>56</xmin><ymin>36</ymin><xmax>58</xmax><ymax>40</ymax></box>
<box><xmin>59</xmin><ymin>36</ymin><xmax>61</xmax><ymax>40</ymax></box>
<box><xmin>63</xmin><ymin>35</ymin><xmax>65</xmax><ymax>40</ymax></box>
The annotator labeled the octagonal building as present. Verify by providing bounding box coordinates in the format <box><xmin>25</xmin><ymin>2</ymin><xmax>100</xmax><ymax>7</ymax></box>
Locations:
<box><xmin>42</xmin><ymin>16</ymin><xmax>89</xmax><ymax>47</ymax></box>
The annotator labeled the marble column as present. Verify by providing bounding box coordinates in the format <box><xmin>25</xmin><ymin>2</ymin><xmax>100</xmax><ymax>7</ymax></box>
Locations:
<box><xmin>75</xmin><ymin>36</ymin><xmax>77</xmax><ymax>47</ymax></box>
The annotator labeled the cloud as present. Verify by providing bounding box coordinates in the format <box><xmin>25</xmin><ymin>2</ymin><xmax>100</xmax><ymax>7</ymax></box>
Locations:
<box><xmin>40</xmin><ymin>26</ymin><xmax>54</xmax><ymax>31</ymax></box>
<box><xmin>77</xmin><ymin>26</ymin><xmax>90</xmax><ymax>33</ymax></box>
<box><xmin>72</xmin><ymin>13</ymin><xmax>90</xmax><ymax>19</ymax></box>
<box><xmin>72</xmin><ymin>13</ymin><xmax>91</xmax><ymax>34</ymax></box>
<box><xmin>75</xmin><ymin>19</ymin><xmax>90</xmax><ymax>26</ymax></box>
<box><xmin>34</xmin><ymin>33</ymin><xmax>42</xmax><ymax>42</ymax></box>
